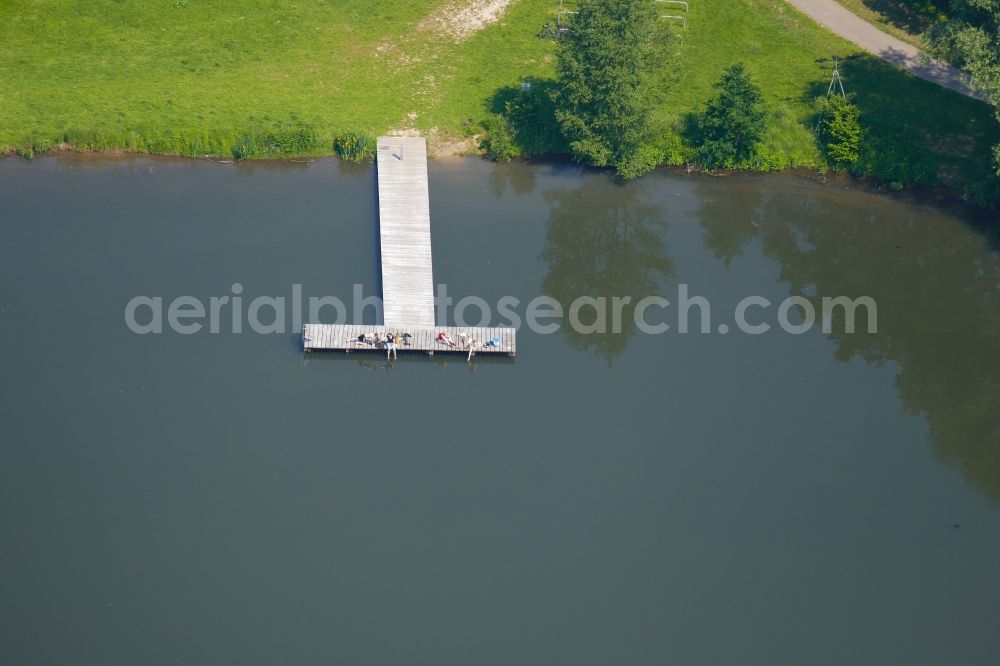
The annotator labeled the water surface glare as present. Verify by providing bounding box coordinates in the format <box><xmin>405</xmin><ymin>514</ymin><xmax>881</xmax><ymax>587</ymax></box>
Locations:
<box><xmin>1</xmin><ymin>155</ymin><xmax>998</xmax><ymax>665</ymax></box>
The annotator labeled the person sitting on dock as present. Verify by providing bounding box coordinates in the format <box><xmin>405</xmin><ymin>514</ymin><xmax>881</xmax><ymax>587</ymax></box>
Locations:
<box><xmin>466</xmin><ymin>339</ymin><xmax>482</xmax><ymax>361</ymax></box>
<box><xmin>436</xmin><ymin>331</ymin><xmax>456</xmax><ymax>347</ymax></box>
<box><xmin>385</xmin><ymin>332</ymin><xmax>397</xmax><ymax>360</ymax></box>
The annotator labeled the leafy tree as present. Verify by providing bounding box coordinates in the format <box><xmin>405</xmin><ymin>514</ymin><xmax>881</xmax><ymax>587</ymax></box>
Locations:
<box><xmin>695</xmin><ymin>64</ymin><xmax>767</xmax><ymax>168</ymax></box>
<box><xmin>817</xmin><ymin>94</ymin><xmax>863</xmax><ymax>167</ymax></box>
<box><xmin>929</xmin><ymin>0</ymin><xmax>1000</xmax><ymax>169</ymax></box>
<box><xmin>553</xmin><ymin>0</ymin><xmax>659</xmax><ymax>179</ymax></box>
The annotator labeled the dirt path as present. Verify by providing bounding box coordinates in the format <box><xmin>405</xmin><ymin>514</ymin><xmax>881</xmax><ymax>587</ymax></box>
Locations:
<box><xmin>419</xmin><ymin>0</ymin><xmax>516</xmax><ymax>43</ymax></box>
<box><xmin>784</xmin><ymin>0</ymin><xmax>982</xmax><ymax>100</ymax></box>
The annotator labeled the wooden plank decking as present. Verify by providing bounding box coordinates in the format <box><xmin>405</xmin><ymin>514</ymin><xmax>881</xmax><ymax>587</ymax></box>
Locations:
<box><xmin>376</xmin><ymin>136</ymin><xmax>436</xmax><ymax>329</ymax></box>
<box><xmin>304</xmin><ymin>325</ymin><xmax>516</xmax><ymax>356</ymax></box>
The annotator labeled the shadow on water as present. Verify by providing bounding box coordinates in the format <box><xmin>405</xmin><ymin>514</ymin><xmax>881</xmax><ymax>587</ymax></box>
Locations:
<box><xmin>301</xmin><ymin>349</ymin><xmax>515</xmax><ymax>373</ymax></box>
<box><xmin>233</xmin><ymin>158</ymin><xmax>314</xmax><ymax>176</ymax></box>
<box><xmin>489</xmin><ymin>161</ymin><xmax>538</xmax><ymax>198</ymax></box>
<box><xmin>336</xmin><ymin>158</ymin><xmax>374</xmax><ymax>179</ymax></box>
<box><xmin>694</xmin><ymin>178</ymin><xmax>1000</xmax><ymax>499</ymax></box>
<box><xmin>539</xmin><ymin>172</ymin><xmax>676</xmax><ymax>364</ymax></box>
<box><xmin>367</xmin><ymin>159</ymin><xmax>383</xmax><ymax>306</ymax></box>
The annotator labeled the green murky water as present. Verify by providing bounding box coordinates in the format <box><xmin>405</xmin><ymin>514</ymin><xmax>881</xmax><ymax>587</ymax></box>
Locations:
<box><xmin>1</xmin><ymin>155</ymin><xmax>998</xmax><ymax>665</ymax></box>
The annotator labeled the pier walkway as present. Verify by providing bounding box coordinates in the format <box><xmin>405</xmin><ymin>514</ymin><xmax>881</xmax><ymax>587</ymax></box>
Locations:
<box><xmin>377</xmin><ymin>136</ymin><xmax>437</xmax><ymax>328</ymax></box>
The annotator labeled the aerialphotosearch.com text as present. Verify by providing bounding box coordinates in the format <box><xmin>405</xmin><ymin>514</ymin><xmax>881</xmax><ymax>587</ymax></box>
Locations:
<box><xmin>124</xmin><ymin>283</ymin><xmax>878</xmax><ymax>336</ymax></box>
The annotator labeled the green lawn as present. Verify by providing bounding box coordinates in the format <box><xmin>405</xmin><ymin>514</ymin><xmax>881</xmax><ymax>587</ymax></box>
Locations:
<box><xmin>1</xmin><ymin>0</ymin><xmax>997</xmax><ymax>197</ymax></box>
<box><xmin>0</xmin><ymin>0</ymin><xmax>559</xmax><ymax>155</ymax></box>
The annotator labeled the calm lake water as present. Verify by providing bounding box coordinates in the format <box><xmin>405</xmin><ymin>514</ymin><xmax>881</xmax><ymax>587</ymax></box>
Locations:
<box><xmin>1</xmin><ymin>155</ymin><xmax>998</xmax><ymax>665</ymax></box>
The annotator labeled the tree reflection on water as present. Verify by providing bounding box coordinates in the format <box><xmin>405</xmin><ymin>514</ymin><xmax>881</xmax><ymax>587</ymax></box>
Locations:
<box><xmin>539</xmin><ymin>174</ymin><xmax>676</xmax><ymax>363</ymax></box>
<box><xmin>696</xmin><ymin>180</ymin><xmax>1000</xmax><ymax>499</ymax></box>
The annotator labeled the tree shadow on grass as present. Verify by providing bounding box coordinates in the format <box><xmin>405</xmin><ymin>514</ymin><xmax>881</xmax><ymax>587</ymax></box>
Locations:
<box><xmin>855</xmin><ymin>0</ymin><xmax>947</xmax><ymax>35</ymax></box>
<box><xmin>679</xmin><ymin>111</ymin><xmax>703</xmax><ymax>159</ymax></box>
<box><xmin>801</xmin><ymin>52</ymin><xmax>1000</xmax><ymax>208</ymax></box>
<box><xmin>487</xmin><ymin>81</ymin><xmax>566</xmax><ymax>158</ymax></box>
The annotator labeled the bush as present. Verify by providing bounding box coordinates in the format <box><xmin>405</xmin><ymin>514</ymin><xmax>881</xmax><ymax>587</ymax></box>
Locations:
<box><xmin>12</xmin><ymin>136</ymin><xmax>54</xmax><ymax>159</ymax></box>
<box><xmin>816</xmin><ymin>95</ymin><xmax>862</xmax><ymax>168</ymax></box>
<box><xmin>615</xmin><ymin>144</ymin><xmax>661</xmax><ymax>180</ymax></box>
<box><xmin>657</xmin><ymin>131</ymin><xmax>693</xmax><ymax>165</ymax></box>
<box><xmin>695</xmin><ymin>64</ymin><xmax>767</xmax><ymax>169</ymax></box>
<box><xmin>231</xmin><ymin>138</ymin><xmax>253</xmax><ymax>160</ymax></box>
<box><xmin>332</xmin><ymin>130</ymin><xmax>376</xmax><ymax>162</ymax></box>
<box><xmin>480</xmin><ymin>114</ymin><xmax>521</xmax><ymax>162</ymax></box>
<box><xmin>232</xmin><ymin>124</ymin><xmax>319</xmax><ymax>159</ymax></box>
<box><xmin>265</xmin><ymin>125</ymin><xmax>318</xmax><ymax>153</ymax></box>
<box><xmin>748</xmin><ymin>147</ymin><xmax>795</xmax><ymax>171</ymax></box>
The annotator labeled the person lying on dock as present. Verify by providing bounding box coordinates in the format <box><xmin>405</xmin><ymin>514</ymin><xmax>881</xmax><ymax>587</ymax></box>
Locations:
<box><xmin>436</xmin><ymin>331</ymin><xmax>456</xmax><ymax>346</ymax></box>
<box><xmin>458</xmin><ymin>330</ymin><xmax>469</xmax><ymax>348</ymax></box>
<box><xmin>401</xmin><ymin>332</ymin><xmax>412</xmax><ymax>345</ymax></box>
<box><xmin>483</xmin><ymin>336</ymin><xmax>501</xmax><ymax>349</ymax></box>
<box><xmin>393</xmin><ymin>332</ymin><xmax>402</xmax><ymax>347</ymax></box>
<box><xmin>355</xmin><ymin>332</ymin><xmax>376</xmax><ymax>345</ymax></box>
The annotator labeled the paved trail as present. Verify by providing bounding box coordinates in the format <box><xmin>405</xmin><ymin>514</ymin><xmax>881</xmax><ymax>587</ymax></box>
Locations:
<box><xmin>784</xmin><ymin>0</ymin><xmax>982</xmax><ymax>100</ymax></box>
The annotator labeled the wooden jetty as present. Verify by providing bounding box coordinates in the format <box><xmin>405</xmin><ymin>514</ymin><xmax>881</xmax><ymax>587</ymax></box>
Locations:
<box><xmin>377</xmin><ymin>136</ymin><xmax>436</xmax><ymax>329</ymax></box>
<box><xmin>303</xmin><ymin>324</ymin><xmax>516</xmax><ymax>356</ymax></box>
<box><xmin>304</xmin><ymin>136</ymin><xmax>516</xmax><ymax>357</ymax></box>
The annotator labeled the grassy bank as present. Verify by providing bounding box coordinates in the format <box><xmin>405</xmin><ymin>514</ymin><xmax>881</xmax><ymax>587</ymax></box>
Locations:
<box><xmin>1</xmin><ymin>0</ymin><xmax>997</xmax><ymax>198</ymax></box>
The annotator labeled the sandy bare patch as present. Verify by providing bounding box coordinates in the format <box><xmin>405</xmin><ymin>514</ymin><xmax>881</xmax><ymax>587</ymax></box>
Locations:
<box><xmin>428</xmin><ymin>131</ymin><xmax>480</xmax><ymax>158</ymax></box>
<box><xmin>385</xmin><ymin>127</ymin><xmax>425</xmax><ymax>137</ymax></box>
<box><xmin>381</xmin><ymin>127</ymin><xmax>480</xmax><ymax>158</ymax></box>
<box><xmin>418</xmin><ymin>0</ymin><xmax>516</xmax><ymax>42</ymax></box>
